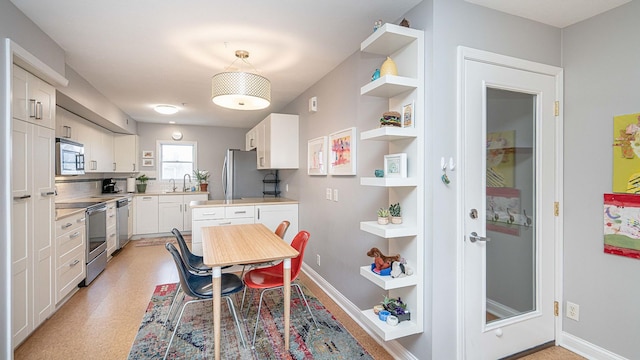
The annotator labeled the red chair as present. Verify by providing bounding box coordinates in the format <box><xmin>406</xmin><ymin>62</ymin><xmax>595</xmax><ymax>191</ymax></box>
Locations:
<box><xmin>241</xmin><ymin>230</ymin><xmax>319</xmax><ymax>346</ymax></box>
<box><xmin>239</xmin><ymin>220</ymin><xmax>290</xmax><ymax>279</ymax></box>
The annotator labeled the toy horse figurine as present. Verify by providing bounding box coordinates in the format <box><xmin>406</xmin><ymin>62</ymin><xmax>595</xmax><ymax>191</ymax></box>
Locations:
<box><xmin>367</xmin><ymin>247</ymin><xmax>400</xmax><ymax>271</ymax></box>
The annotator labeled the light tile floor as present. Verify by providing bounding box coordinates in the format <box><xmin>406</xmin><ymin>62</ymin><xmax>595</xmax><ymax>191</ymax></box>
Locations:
<box><xmin>14</xmin><ymin>239</ymin><xmax>581</xmax><ymax>359</ymax></box>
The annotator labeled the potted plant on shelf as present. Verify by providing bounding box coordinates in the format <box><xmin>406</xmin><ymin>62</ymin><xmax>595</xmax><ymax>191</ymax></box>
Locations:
<box><xmin>136</xmin><ymin>174</ymin><xmax>149</xmax><ymax>193</ymax></box>
<box><xmin>377</xmin><ymin>208</ymin><xmax>390</xmax><ymax>225</ymax></box>
<box><xmin>389</xmin><ymin>203</ymin><xmax>402</xmax><ymax>224</ymax></box>
<box><xmin>381</xmin><ymin>296</ymin><xmax>410</xmax><ymax>322</ymax></box>
<box><xmin>193</xmin><ymin>169</ymin><xmax>210</xmax><ymax>192</ymax></box>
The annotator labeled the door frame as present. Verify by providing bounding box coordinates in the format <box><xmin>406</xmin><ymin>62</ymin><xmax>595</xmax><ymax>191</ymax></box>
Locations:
<box><xmin>455</xmin><ymin>46</ymin><xmax>564</xmax><ymax>359</ymax></box>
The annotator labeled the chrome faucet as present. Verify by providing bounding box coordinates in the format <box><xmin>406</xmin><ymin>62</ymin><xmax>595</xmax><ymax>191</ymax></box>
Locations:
<box><xmin>183</xmin><ymin>173</ymin><xmax>191</xmax><ymax>192</ymax></box>
<box><xmin>169</xmin><ymin>179</ymin><xmax>177</xmax><ymax>192</ymax></box>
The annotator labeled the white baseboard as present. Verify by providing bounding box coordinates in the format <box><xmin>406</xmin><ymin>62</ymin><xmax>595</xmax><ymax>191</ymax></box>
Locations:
<box><xmin>559</xmin><ymin>331</ymin><xmax>628</xmax><ymax>360</ymax></box>
<box><xmin>302</xmin><ymin>264</ymin><xmax>418</xmax><ymax>360</ymax></box>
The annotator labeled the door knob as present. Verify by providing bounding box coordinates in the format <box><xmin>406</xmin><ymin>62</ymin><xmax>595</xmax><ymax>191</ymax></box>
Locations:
<box><xmin>469</xmin><ymin>231</ymin><xmax>490</xmax><ymax>243</ymax></box>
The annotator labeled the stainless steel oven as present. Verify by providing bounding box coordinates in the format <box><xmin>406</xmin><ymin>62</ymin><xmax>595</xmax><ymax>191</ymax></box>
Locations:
<box><xmin>83</xmin><ymin>203</ymin><xmax>107</xmax><ymax>286</ymax></box>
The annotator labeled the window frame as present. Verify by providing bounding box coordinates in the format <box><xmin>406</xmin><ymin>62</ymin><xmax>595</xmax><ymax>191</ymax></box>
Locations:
<box><xmin>156</xmin><ymin>140</ymin><xmax>198</xmax><ymax>180</ymax></box>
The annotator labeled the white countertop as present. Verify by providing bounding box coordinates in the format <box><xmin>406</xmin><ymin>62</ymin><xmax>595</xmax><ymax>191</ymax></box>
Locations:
<box><xmin>131</xmin><ymin>191</ymin><xmax>208</xmax><ymax>196</ymax></box>
<box><xmin>190</xmin><ymin>197</ymin><xmax>298</xmax><ymax>207</ymax></box>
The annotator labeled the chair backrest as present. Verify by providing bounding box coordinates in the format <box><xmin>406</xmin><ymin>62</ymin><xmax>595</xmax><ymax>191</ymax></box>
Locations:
<box><xmin>172</xmin><ymin>228</ymin><xmax>199</xmax><ymax>270</ymax></box>
<box><xmin>274</xmin><ymin>220</ymin><xmax>290</xmax><ymax>239</ymax></box>
<box><xmin>289</xmin><ymin>230</ymin><xmax>310</xmax><ymax>280</ymax></box>
<box><xmin>165</xmin><ymin>242</ymin><xmax>202</xmax><ymax>299</ymax></box>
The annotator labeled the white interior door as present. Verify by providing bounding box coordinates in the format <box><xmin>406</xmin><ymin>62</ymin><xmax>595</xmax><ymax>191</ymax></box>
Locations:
<box><xmin>459</xmin><ymin>48</ymin><xmax>561</xmax><ymax>359</ymax></box>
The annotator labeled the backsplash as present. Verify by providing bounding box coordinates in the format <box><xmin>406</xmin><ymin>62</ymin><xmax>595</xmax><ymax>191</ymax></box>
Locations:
<box><xmin>54</xmin><ymin>177</ymin><xmax>201</xmax><ymax>201</ymax></box>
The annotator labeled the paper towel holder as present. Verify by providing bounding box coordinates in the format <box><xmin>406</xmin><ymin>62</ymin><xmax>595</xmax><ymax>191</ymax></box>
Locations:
<box><xmin>126</xmin><ymin>177</ymin><xmax>136</xmax><ymax>193</ymax></box>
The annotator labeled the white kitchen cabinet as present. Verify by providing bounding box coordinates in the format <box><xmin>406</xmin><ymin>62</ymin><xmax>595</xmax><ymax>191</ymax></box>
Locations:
<box><xmin>11</xmin><ymin>118</ymin><xmax>56</xmax><ymax>347</ymax></box>
<box><xmin>55</xmin><ymin>106</ymin><xmax>81</xmax><ymax>141</ymax></box>
<box><xmin>12</xmin><ymin>64</ymin><xmax>55</xmax><ymax>130</ymax></box>
<box><xmin>78</xmin><ymin>121</ymin><xmax>114</xmax><ymax>173</ymax></box>
<box><xmin>158</xmin><ymin>194</ymin><xmax>208</xmax><ymax>233</ymax></box>
<box><xmin>106</xmin><ymin>201</ymin><xmax>117</xmax><ymax>257</ymax></box>
<box><xmin>54</xmin><ymin>211</ymin><xmax>85</xmax><ymax>305</ymax></box>
<box><xmin>191</xmin><ymin>205</ymin><xmax>255</xmax><ymax>256</ymax></box>
<box><xmin>134</xmin><ymin>195</ymin><xmax>159</xmax><ymax>234</ymax></box>
<box><xmin>357</xmin><ymin>23</ymin><xmax>424</xmax><ymax>341</ymax></box>
<box><xmin>248</xmin><ymin>113</ymin><xmax>299</xmax><ymax>169</ymax></box>
<box><xmin>245</xmin><ymin>127</ymin><xmax>257</xmax><ymax>150</ymax></box>
<box><xmin>113</xmin><ymin>134</ymin><xmax>139</xmax><ymax>172</ymax></box>
<box><xmin>255</xmin><ymin>204</ymin><xmax>299</xmax><ymax>243</ymax></box>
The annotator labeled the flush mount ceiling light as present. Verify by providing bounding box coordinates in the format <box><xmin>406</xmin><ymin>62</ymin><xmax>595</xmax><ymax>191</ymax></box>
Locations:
<box><xmin>211</xmin><ymin>50</ymin><xmax>271</xmax><ymax>110</ymax></box>
<box><xmin>154</xmin><ymin>104</ymin><xmax>179</xmax><ymax>115</ymax></box>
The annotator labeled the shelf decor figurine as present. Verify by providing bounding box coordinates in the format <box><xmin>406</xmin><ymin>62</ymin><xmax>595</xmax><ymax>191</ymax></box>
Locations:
<box><xmin>380</xmin><ymin>56</ymin><xmax>398</xmax><ymax>76</ymax></box>
<box><xmin>135</xmin><ymin>174</ymin><xmax>149</xmax><ymax>193</ymax></box>
<box><xmin>377</xmin><ymin>208</ymin><xmax>390</xmax><ymax>225</ymax></box>
<box><xmin>380</xmin><ymin>111</ymin><xmax>402</xmax><ymax>127</ymax></box>
<box><xmin>389</xmin><ymin>202</ymin><xmax>402</xmax><ymax>224</ymax></box>
<box><xmin>381</xmin><ymin>296</ymin><xmax>411</xmax><ymax>322</ymax></box>
<box><xmin>193</xmin><ymin>169</ymin><xmax>210</xmax><ymax>192</ymax></box>
<box><xmin>367</xmin><ymin>247</ymin><xmax>400</xmax><ymax>274</ymax></box>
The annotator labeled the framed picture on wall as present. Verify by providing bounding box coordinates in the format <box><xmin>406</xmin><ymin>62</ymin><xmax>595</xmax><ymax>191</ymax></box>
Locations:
<box><xmin>142</xmin><ymin>158</ymin><xmax>154</xmax><ymax>167</ymax></box>
<box><xmin>329</xmin><ymin>127</ymin><xmax>357</xmax><ymax>176</ymax></box>
<box><xmin>142</xmin><ymin>150</ymin><xmax>154</xmax><ymax>159</ymax></box>
<box><xmin>308</xmin><ymin>136</ymin><xmax>328</xmax><ymax>175</ymax></box>
<box><xmin>402</xmin><ymin>101</ymin><xmax>414</xmax><ymax>128</ymax></box>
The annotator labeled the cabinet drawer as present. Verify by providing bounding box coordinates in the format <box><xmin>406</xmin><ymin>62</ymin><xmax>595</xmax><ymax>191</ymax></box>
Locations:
<box><xmin>225</xmin><ymin>206</ymin><xmax>254</xmax><ymax>219</ymax></box>
<box><xmin>56</xmin><ymin>227</ymin><xmax>84</xmax><ymax>258</ymax></box>
<box><xmin>193</xmin><ymin>207</ymin><xmax>225</xmax><ymax>220</ymax></box>
<box><xmin>55</xmin><ymin>212</ymin><xmax>86</xmax><ymax>235</ymax></box>
<box><xmin>56</xmin><ymin>246</ymin><xmax>85</xmax><ymax>303</ymax></box>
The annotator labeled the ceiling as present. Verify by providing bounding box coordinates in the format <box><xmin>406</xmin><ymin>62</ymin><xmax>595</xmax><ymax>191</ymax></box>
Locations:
<box><xmin>11</xmin><ymin>0</ymin><xmax>630</xmax><ymax>129</ymax></box>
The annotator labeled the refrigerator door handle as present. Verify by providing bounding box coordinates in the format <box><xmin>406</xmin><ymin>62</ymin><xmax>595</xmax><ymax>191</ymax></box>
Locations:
<box><xmin>222</xmin><ymin>155</ymin><xmax>228</xmax><ymax>198</ymax></box>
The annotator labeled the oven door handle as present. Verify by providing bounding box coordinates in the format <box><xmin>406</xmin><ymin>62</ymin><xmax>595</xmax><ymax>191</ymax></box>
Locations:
<box><xmin>86</xmin><ymin>206</ymin><xmax>107</xmax><ymax>216</ymax></box>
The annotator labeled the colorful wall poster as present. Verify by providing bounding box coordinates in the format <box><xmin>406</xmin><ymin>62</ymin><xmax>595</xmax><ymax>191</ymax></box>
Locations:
<box><xmin>603</xmin><ymin>193</ymin><xmax>640</xmax><ymax>259</ymax></box>
<box><xmin>612</xmin><ymin>112</ymin><xmax>640</xmax><ymax>193</ymax></box>
<box><xmin>487</xmin><ymin>131</ymin><xmax>515</xmax><ymax>188</ymax></box>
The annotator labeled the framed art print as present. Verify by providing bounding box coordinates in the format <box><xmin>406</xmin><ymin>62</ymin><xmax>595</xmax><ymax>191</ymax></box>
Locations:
<box><xmin>384</xmin><ymin>153</ymin><xmax>407</xmax><ymax>178</ymax></box>
<box><xmin>142</xmin><ymin>158</ymin><xmax>154</xmax><ymax>167</ymax></box>
<box><xmin>329</xmin><ymin>127</ymin><xmax>357</xmax><ymax>175</ymax></box>
<box><xmin>402</xmin><ymin>101</ymin><xmax>414</xmax><ymax>128</ymax></box>
<box><xmin>308</xmin><ymin>136</ymin><xmax>328</xmax><ymax>175</ymax></box>
<box><xmin>142</xmin><ymin>150</ymin><xmax>154</xmax><ymax>159</ymax></box>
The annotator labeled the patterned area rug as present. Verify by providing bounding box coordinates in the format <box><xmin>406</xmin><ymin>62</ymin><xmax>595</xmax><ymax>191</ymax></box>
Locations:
<box><xmin>134</xmin><ymin>235</ymin><xmax>191</xmax><ymax>247</ymax></box>
<box><xmin>128</xmin><ymin>283</ymin><xmax>373</xmax><ymax>359</ymax></box>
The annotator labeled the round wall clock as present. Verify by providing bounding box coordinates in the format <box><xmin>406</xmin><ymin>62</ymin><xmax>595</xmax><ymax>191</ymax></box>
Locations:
<box><xmin>171</xmin><ymin>131</ymin><xmax>183</xmax><ymax>140</ymax></box>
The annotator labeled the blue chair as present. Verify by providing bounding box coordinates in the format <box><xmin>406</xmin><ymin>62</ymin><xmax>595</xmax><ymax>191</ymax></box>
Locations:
<box><xmin>165</xmin><ymin>228</ymin><xmax>231</xmax><ymax>326</ymax></box>
<box><xmin>163</xmin><ymin>243</ymin><xmax>246</xmax><ymax>359</ymax></box>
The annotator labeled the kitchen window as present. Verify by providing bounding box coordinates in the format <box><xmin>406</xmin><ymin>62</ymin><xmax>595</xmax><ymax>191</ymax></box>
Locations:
<box><xmin>158</xmin><ymin>141</ymin><xmax>197</xmax><ymax>180</ymax></box>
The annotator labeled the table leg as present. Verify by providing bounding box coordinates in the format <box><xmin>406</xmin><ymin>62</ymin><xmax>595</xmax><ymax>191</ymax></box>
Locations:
<box><xmin>212</xmin><ymin>266</ymin><xmax>221</xmax><ymax>360</ymax></box>
<box><xmin>283</xmin><ymin>258</ymin><xmax>291</xmax><ymax>350</ymax></box>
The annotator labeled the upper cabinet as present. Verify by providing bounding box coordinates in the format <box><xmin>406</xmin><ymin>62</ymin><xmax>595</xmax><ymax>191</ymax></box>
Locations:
<box><xmin>357</xmin><ymin>23</ymin><xmax>424</xmax><ymax>341</ymax></box>
<box><xmin>113</xmin><ymin>135</ymin><xmax>139</xmax><ymax>172</ymax></box>
<box><xmin>13</xmin><ymin>64</ymin><xmax>55</xmax><ymax>130</ymax></box>
<box><xmin>248</xmin><ymin>113</ymin><xmax>299</xmax><ymax>169</ymax></box>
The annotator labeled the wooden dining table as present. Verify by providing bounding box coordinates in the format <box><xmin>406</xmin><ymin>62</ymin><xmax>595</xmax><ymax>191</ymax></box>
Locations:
<box><xmin>201</xmin><ymin>223</ymin><xmax>299</xmax><ymax>360</ymax></box>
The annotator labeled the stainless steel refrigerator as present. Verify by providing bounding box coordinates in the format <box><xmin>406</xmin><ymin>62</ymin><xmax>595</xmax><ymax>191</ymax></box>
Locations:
<box><xmin>222</xmin><ymin>149</ymin><xmax>267</xmax><ymax>200</ymax></box>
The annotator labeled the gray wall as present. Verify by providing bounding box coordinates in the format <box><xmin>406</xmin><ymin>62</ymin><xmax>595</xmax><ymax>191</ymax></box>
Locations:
<box><xmin>136</xmin><ymin>122</ymin><xmax>248</xmax><ymax>200</ymax></box>
<box><xmin>1</xmin><ymin>0</ymin><xmax>66</xmax><ymax>356</ymax></box>
<box><xmin>562</xmin><ymin>2</ymin><xmax>640</xmax><ymax>357</ymax></box>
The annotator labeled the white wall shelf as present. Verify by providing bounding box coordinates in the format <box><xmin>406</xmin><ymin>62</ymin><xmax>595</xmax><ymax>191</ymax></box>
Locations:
<box><xmin>359</xmin><ymin>266</ymin><xmax>418</xmax><ymax>290</ymax></box>
<box><xmin>360</xmin><ymin>221</ymin><xmax>417</xmax><ymax>238</ymax></box>
<box><xmin>361</xmin><ymin>127</ymin><xmax>417</xmax><ymax>141</ymax></box>
<box><xmin>357</xmin><ymin>23</ymin><xmax>425</xmax><ymax>341</ymax></box>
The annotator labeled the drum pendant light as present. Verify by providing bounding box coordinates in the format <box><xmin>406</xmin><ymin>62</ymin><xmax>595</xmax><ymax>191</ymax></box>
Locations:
<box><xmin>211</xmin><ymin>50</ymin><xmax>271</xmax><ymax>110</ymax></box>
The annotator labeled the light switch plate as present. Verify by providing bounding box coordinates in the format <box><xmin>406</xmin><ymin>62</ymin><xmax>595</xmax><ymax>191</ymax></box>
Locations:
<box><xmin>325</xmin><ymin>188</ymin><xmax>332</xmax><ymax>200</ymax></box>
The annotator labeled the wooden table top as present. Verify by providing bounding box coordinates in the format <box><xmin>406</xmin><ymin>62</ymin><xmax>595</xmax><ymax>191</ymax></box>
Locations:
<box><xmin>202</xmin><ymin>223</ymin><xmax>299</xmax><ymax>267</ymax></box>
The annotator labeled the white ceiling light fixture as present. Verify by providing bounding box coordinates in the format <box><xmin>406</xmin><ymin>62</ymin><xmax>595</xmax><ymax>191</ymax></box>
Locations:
<box><xmin>211</xmin><ymin>50</ymin><xmax>271</xmax><ymax>110</ymax></box>
<box><xmin>154</xmin><ymin>104</ymin><xmax>179</xmax><ymax>115</ymax></box>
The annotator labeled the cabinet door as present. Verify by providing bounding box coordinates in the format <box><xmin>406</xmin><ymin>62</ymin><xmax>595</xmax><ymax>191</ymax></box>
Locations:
<box><xmin>12</xmin><ymin>65</ymin><xmax>28</xmax><ymax>121</ymax></box>
<box><xmin>158</xmin><ymin>196</ymin><xmax>183</xmax><ymax>233</ymax></box>
<box><xmin>246</xmin><ymin>128</ymin><xmax>257</xmax><ymax>151</ymax></box>
<box><xmin>28</xmin><ymin>76</ymin><xmax>55</xmax><ymax>130</ymax></box>
<box><xmin>256</xmin><ymin>121</ymin><xmax>266</xmax><ymax>169</ymax></box>
<box><xmin>134</xmin><ymin>196</ymin><xmax>159</xmax><ymax>234</ymax></box>
<box><xmin>11</xmin><ymin>119</ymin><xmax>31</xmax><ymax>345</ymax></box>
<box><xmin>183</xmin><ymin>194</ymin><xmax>207</xmax><ymax>231</ymax></box>
<box><xmin>255</xmin><ymin>204</ymin><xmax>299</xmax><ymax>243</ymax></box>
<box><xmin>114</xmin><ymin>135</ymin><xmax>138</xmax><ymax>172</ymax></box>
<box><xmin>98</xmin><ymin>131</ymin><xmax>114</xmax><ymax>172</ymax></box>
<box><xmin>32</xmin><ymin>125</ymin><xmax>55</xmax><ymax>326</ymax></box>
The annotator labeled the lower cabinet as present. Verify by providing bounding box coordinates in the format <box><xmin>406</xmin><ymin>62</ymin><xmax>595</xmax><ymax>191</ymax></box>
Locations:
<box><xmin>106</xmin><ymin>201</ymin><xmax>117</xmax><ymax>257</ymax></box>
<box><xmin>54</xmin><ymin>211</ymin><xmax>86</xmax><ymax>305</ymax></box>
<box><xmin>158</xmin><ymin>194</ymin><xmax>208</xmax><ymax>233</ymax></box>
<box><xmin>134</xmin><ymin>195</ymin><xmax>159</xmax><ymax>234</ymax></box>
<box><xmin>191</xmin><ymin>206</ymin><xmax>255</xmax><ymax>256</ymax></box>
<box><xmin>255</xmin><ymin>204</ymin><xmax>299</xmax><ymax>243</ymax></box>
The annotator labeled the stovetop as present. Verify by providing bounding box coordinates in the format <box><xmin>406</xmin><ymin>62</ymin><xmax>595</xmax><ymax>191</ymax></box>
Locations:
<box><xmin>55</xmin><ymin>196</ymin><xmax>121</xmax><ymax>209</ymax></box>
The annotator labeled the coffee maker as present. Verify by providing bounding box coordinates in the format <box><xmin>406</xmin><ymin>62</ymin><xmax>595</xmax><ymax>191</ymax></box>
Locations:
<box><xmin>102</xmin><ymin>178</ymin><xmax>117</xmax><ymax>193</ymax></box>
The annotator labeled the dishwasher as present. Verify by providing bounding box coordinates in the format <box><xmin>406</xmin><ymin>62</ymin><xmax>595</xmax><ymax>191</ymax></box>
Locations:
<box><xmin>116</xmin><ymin>197</ymin><xmax>130</xmax><ymax>250</ymax></box>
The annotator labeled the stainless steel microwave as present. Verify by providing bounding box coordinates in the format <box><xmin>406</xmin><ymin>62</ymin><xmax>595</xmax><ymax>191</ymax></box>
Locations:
<box><xmin>56</xmin><ymin>138</ymin><xmax>85</xmax><ymax>175</ymax></box>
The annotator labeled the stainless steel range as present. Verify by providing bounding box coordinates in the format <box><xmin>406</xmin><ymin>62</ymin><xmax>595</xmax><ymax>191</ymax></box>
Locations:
<box><xmin>56</xmin><ymin>199</ymin><xmax>109</xmax><ymax>286</ymax></box>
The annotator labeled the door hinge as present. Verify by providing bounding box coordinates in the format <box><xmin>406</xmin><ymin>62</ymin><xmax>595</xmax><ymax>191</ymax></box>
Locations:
<box><xmin>554</xmin><ymin>101</ymin><xmax>560</xmax><ymax>116</ymax></box>
<box><xmin>554</xmin><ymin>202</ymin><xmax>559</xmax><ymax>216</ymax></box>
<box><xmin>554</xmin><ymin>301</ymin><xmax>559</xmax><ymax>316</ymax></box>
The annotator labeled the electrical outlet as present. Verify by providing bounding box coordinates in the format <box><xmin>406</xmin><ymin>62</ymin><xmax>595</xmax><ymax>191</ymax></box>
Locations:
<box><xmin>566</xmin><ymin>301</ymin><xmax>580</xmax><ymax>321</ymax></box>
<box><xmin>285</xmin><ymin>184</ymin><xmax>289</xmax><ymax>192</ymax></box>
<box><xmin>326</xmin><ymin>188</ymin><xmax>332</xmax><ymax>200</ymax></box>
<box><xmin>316</xmin><ymin>254</ymin><xmax>321</xmax><ymax>266</ymax></box>
<box><xmin>333</xmin><ymin>189</ymin><xmax>338</xmax><ymax>202</ymax></box>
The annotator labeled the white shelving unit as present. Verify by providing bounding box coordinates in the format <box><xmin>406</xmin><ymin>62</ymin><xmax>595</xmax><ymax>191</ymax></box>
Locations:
<box><xmin>358</xmin><ymin>23</ymin><xmax>424</xmax><ymax>341</ymax></box>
